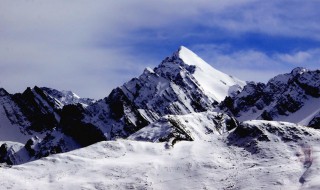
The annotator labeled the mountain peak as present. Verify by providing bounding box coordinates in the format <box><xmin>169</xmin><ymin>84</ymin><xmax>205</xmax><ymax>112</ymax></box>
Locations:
<box><xmin>41</xmin><ymin>87</ymin><xmax>95</xmax><ymax>107</ymax></box>
<box><xmin>0</xmin><ymin>88</ymin><xmax>9</xmax><ymax>97</ymax></box>
<box><xmin>173</xmin><ymin>46</ymin><xmax>245</xmax><ymax>101</ymax></box>
<box><xmin>156</xmin><ymin>46</ymin><xmax>245</xmax><ymax>102</ymax></box>
<box><xmin>291</xmin><ymin>67</ymin><xmax>308</xmax><ymax>76</ymax></box>
<box><xmin>177</xmin><ymin>45</ymin><xmax>191</xmax><ymax>54</ymax></box>
<box><xmin>143</xmin><ymin>67</ymin><xmax>155</xmax><ymax>75</ymax></box>
<box><xmin>177</xmin><ymin>46</ymin><xmax>211</xmax><ymax>69</ymax></box>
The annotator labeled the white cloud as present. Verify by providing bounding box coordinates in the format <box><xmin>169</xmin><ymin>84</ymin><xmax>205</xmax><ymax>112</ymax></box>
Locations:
<box><xmin>0</xmin><ymin>0</ymin><xmax>319</xmax><ymax>98</ymax></box>
<box><xmin>274</xmin><ymin>48</ymin><xmax>320</xmax><ymax>67</ymax></box>
<box><xmin>191</xmin><ymin>44</ymin><xmax>320</xmax><ymax>83</ymax></box>
<box><xmin>203</xmin><ymin>0</ymin><xmax>320</xmax><ymax>40</ymax></box>
<box><xmin>276</xmin><ymin>51</ymin><xmax>312</xmax><ymax>64</ymax></box>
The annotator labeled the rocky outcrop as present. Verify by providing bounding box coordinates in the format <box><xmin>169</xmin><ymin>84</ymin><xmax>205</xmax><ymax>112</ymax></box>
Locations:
<box><xmin>219</xmin><ymin>67</ymin><xmax>320</xmax><ymax>127</ymax></box>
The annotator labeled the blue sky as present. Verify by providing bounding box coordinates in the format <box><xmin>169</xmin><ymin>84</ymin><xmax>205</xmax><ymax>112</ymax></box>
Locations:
<box><xmin>0</xmin><ymin>0</ymin><xmax>319</xmax><ymax>99</ymax></box>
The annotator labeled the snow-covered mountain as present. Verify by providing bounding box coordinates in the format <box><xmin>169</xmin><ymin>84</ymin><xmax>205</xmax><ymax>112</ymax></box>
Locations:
<box><xmin>0</xmin><ymin>86</ymin><xmax>91</xmax><ymax>137</ymax></box>
<box><xmin>0</xmin><ymin>89</ymin><xmax>32</xmax><ymax>145</ymax></box>
<box><xmin>0</xmin><ymin>86</ymin><xmax>59</xmax><ymax>144</ymax></box>
<box><xmin>219</xmin><ymin>67</ymin><xmax>320</xmax><ymax>128</ymax></box>
<box><xmin>82</xmin><ymin>46</ymin><xmax>245</xmax><ymax>139</ymax></box>
<box><xmin>1</xmin><ymin>46</ymin><xmax>320</xmax><ymax>189</ymax></box>
<box><xmin>0</xmin><ymin>46</ymin><xmax>245</xmax><ymax>165</ymax></box>
<box><xmin>0</xmin><ymin>86</ymin><xmax>95</xmax><ymax>164</ymax></box>
<box><xmin>41</xmin><ymin>87</ymin><xmax>95</xmax><ymax>108</ymax></box>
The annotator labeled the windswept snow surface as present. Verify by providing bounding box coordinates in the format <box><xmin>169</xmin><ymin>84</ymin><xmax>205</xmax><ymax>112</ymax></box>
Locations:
<box><xmin>1</xmin><ymin>117</ymin><xmax>320</xmax><ymax>190</ymax></box>
<box><xmin>179</xmin><ymin>46</ymin><xmax>245</xmax><ymax>102</ymax></box>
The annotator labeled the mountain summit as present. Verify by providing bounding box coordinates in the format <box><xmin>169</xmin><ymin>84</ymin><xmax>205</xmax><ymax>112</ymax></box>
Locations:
<box><xmin>84</xmin><ymin>46</ymin><xmax>245</xmax><ymax>138</ymax></box>
<box><xmin>177</xmin><ymin>46</ymin><xmax>245</xmax><ymax>102</ymax></box>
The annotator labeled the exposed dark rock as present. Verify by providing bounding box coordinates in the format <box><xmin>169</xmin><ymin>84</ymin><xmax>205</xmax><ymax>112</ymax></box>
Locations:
<box><xmin>12</xmin><ymin>86</ymin><xmax>59</xmax><ymax>132</ymax></box>
<box><xmin>308</xmin><ymin>113</ymin><xmax>320</xmax><ymax>129</ymax></box>
<box><xmin>60</xmin><ymin>104</ymin><xmax>107</xmax><ymax>147</ymax></box>
<box><xmin>0</xmin><ymin>143</ymin><xmax>8</xmax><ymax>163</ymax></box>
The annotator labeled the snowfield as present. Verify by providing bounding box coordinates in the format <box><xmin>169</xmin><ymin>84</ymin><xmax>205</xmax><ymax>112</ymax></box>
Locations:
<box><xmin>1</xmin><ymin>117</ymin><xmax>320</xmax><ymax>190</ymax></box>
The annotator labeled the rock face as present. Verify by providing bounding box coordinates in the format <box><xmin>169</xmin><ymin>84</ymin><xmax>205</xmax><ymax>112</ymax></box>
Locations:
<box><xmin>12</xmin><ymin>86</ymin><xmax>61</xmax><ymax>132</ymax></box>
<box><xmin>0</xmin><ymin>88</ymin><xmax>31</xmax><ymax>143</ymax></box>
<box><xmin>0</xmin><ymin>86</ymin><xmax>62</xmax><ymax>144</ymax></box>
<box><xmin>219</xmin><ymin>67</ymin><xmax>320</xmax><ymax>127</ymax></box>
<box><xmin>0</xmin><ymin>86</ymin><xmax>92</xmax><ymax>139</ymax></box>
<box><xmin>0</xmin><ymin>87</ymin><xmax>95</xmax><ymax>164</ymax></box>
<box><xmin>308</xmin><ymin>113</ymin><xmax>320</xmax><ymax>129</ymax></box>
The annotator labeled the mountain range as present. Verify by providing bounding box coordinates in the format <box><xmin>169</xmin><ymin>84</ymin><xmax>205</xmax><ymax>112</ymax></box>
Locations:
<box><xmin>0</xmin><ymin>46</ymin><xmax>319</xmax><ymax>189</ymax></box>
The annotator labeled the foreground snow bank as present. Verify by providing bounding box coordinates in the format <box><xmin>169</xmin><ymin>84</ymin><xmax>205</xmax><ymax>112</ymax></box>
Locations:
<box><xmin>1</xmin><ymin>118</ymin><xmax>320</xmax><ymax>190</ymax></box>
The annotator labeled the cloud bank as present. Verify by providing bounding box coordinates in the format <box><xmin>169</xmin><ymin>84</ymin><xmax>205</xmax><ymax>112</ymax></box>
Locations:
<box><xmin>0</xmin><ymin>0</ymin><xmax>319</xmax><ymax>98</ymax></box>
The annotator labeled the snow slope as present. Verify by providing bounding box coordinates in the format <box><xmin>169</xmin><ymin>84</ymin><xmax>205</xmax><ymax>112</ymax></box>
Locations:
<box><xmin>276</xmin><ymin>97</ymin><xmax>320</xmax><ymax>126</ymax></box>
<box><xmin>1</xmin><ymin>118</ymin><xmax>319</xmax><ymax>190</ymax></box>
<box><xmin>179</xmin><ymin>46</ymin><xmax>245</xmax><ymax>102</ymax></box>
<box><xmin>0</xmin><ymin>88</ymin><xmax>31</xmax><ymax>143</ymax></box>
<box><xmin>0</xmin><ymin>106</ymin><xmax>29</xmax><ymax>143</ymax></box>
